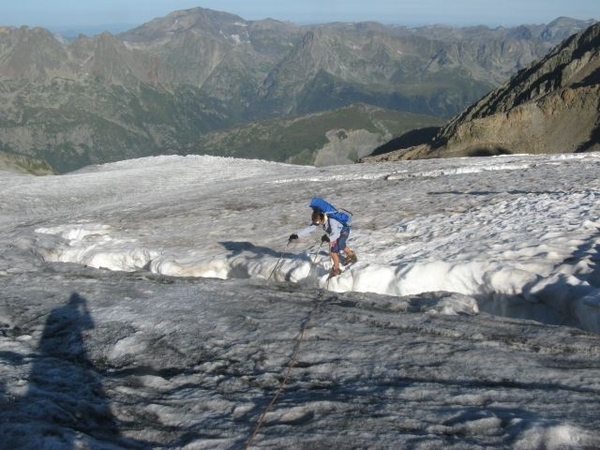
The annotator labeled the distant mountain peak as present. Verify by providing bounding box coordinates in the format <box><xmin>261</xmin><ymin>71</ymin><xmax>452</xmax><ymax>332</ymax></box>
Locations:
<box><xmin>119</xmin><ymin>6</ymin><xmax>248</xmax><ymax>42</ymax></box>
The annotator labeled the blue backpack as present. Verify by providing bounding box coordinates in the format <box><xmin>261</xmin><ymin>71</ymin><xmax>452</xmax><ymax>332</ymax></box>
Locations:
<box><xmin>309</xmin><ymin>197</ymin><xmax>353</xmax><ymax>227</ymax></box>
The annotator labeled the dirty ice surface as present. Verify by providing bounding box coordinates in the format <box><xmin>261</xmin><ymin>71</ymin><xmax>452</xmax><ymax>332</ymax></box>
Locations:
<box><xmin>1</xmin><ymin>152</ymin><xmax>600</xmax><ymax>449</ymax></box>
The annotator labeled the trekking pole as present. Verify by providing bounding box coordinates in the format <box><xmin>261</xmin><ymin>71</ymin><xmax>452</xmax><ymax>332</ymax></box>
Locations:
<box><xmin>309</xmin><ymin>241</ymin><xmax>324</xmax><ymax>272</ymax></box>
<box><xmin>267</xmin><ymin>241</ymin><xmax>289</xmax><ymax>282</ymax></box>
<box><xmin>304</xmin><ymin>241</ymin><xmax>326</xmax><ymax>282</ymax></box>
<box><xmin>311</xmin><ymin>241</ymin><xmax>324</xmax><ymax>266</ymax></box>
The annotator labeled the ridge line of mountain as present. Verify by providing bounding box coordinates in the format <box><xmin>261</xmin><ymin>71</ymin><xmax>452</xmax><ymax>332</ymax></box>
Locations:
<box><xmin>361</xmin><ymin>21</ymin><xmax>600</xmax><ymax>162</ymax></box>
<box><xmin>0</xmin><ymin>7</ymin><xmax>596</xmax><ymax>173</ymax></box>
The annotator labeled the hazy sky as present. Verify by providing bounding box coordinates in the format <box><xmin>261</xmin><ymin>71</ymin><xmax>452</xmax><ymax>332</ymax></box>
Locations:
<box><xmin>2</xmin><ymin>0</ymin><xmax>598</xmax><ymax>29</ymax></box>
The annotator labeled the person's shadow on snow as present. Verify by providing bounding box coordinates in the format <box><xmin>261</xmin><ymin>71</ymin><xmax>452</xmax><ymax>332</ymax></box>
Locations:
<box><xmin>2</xmin><ymin>293</ymin><xmax>148</xmax><ymax>449</ymax></box>
<box><xmin>219</xmin><ymin>240</ymin><xmax>322</xmax><ymax>280</ymax></box>
<box><xmin>220</xmin><ymin>240</ymin><xmax>317</xmax><ymax>262</ymax></box>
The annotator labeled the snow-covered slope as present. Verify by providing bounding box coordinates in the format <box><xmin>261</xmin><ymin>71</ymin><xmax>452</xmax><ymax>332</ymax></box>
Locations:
<box><xmin>11</xmin><ymin>152</ymin><xmax>600</xmax><ymax>331</ymax></box>
<box><xmin>1</xmin><ymin>153</ymin><xmax>599</xmax><ymax>448</ymax></box>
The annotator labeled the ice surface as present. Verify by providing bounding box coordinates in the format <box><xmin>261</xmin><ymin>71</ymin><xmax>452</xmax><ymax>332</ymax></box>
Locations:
<box><xmin>1</xmin><ymin>153</ymin><xmax>600</xmax><ymax>448</ymax></box>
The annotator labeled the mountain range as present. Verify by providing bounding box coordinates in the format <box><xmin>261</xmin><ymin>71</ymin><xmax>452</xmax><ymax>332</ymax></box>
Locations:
<box><xmin>0</xmin><ymin>8</ymin><xmax>595</xmax><ymax>173</ymax></box>
<box><xmin>363</xmin><ymin>21</ymin><xmax>600</xmax><ymax>161</ymax></box>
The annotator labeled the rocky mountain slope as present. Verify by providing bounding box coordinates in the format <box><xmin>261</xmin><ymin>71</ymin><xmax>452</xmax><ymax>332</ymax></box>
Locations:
<box><xmin>0</xmin><ymin>9</ymin><xmax>593</xmax><ymax>172</ymax></box>
<box><xmin>363</xmin><ymin>22</ymin><xmax>600</xmax><ymax>161</ymax></box>
<box><xmin>188</xmin><ymin>103</ymin><xmax>444</xmax><ymax>166</ymax></box>
<box><xmin>0</xmin><ymin>151</ymin><xmax>55</xmax><ymax>175</ymax></box>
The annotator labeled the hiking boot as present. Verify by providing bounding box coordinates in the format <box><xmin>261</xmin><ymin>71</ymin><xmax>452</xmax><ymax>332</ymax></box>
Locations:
<box><xmin>329</xmin><ymin>267</ymin><xmax>341</xmax><ymax>278</ymax></box>
<box><xmin>342</xmin><ymin>252</ymin><xmax>357</xmax><ymax>266</ymax></box>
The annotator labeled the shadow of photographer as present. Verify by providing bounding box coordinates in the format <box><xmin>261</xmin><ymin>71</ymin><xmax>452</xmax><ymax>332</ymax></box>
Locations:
<box><xmin>1</xmin><ymin>293</ymin><xmax>149</xmax><ymax>449</ymax></box>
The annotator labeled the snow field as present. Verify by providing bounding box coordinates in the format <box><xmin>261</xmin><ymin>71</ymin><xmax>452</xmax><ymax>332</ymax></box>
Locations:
<box><xmin>1</xmin><ymin>231</ymin><xmax>600</xmax><ymax>449</ymax></box>
<box><xmin>1</xmin><ymin>153</ymin><xmax>600</xmax><ymax>448</ymax></box>
<box><xmin>17</xmin><ymin>152</ymin><xmax>600</xmax><ymax>333</ymax></box>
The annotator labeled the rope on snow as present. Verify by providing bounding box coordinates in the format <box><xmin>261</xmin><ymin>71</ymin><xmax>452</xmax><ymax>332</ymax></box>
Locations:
<box><xmin>245</xmin><ymin>290</ymin><xmax>329</xmax><ymax>449</ymax></box>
